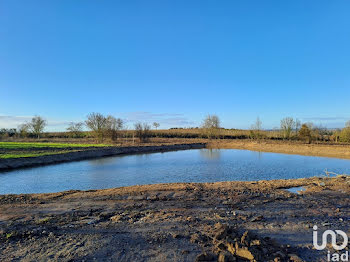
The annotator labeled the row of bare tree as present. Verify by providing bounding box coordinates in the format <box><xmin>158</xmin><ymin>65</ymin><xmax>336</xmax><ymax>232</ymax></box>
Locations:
<box><xmin>3</xmin><ymin>113</ymin><xmax>350</xmax><ymax>143</ymax></box>
<box><xmin>8</xmin><ymin>113</ymin><xmax>160</xmax><ymax>143</ymax></box>
<box><xmin>201</xmin><ymin>115</ymin><xmax>350</xmax><ymax>143</ymax></box>
<box><xmin>84</xmin><ymin>113</ymin><xmax>162</xmax><ymax>142</ymax></box>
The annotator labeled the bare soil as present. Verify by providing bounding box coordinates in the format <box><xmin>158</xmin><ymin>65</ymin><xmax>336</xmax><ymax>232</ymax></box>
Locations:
<box><xmin>208</xmin><ymin>139</ymin><xmax>350</xmax><ymax>160</ymax></box>
<box><xmin>1</xmin><ymin>176</ymin><xmax>349</xmax><ymax>261</ymax></box>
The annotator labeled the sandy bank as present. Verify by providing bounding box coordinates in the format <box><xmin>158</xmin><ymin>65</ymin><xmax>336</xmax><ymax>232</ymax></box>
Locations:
<box><xmin>208</xmin><ymin>139</ymin><xmax>350</xmax><ymax>159</ymax></box>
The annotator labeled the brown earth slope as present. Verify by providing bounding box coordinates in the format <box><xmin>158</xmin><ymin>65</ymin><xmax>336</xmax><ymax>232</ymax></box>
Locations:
<box><xmin>208</xmin><ymin>140</ymin><xmax>350</xmax><ymax>160</ymax></box>
<box><xmin>1</xmin><ymin>176</ymin><xmax>349</xmax><ymax>261</ymax></box>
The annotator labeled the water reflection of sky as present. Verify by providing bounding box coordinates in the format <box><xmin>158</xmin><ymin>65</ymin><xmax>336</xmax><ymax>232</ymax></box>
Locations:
<box><xmin>1</xmin><ymin>149</ymin><xmax>350</xmax><ymax>194</ymax></box>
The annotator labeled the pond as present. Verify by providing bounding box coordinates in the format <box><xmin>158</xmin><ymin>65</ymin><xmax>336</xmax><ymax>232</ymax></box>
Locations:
<box><xmin>1</xmin><ymin>149</ymin><xmax>350</xmax><ymax>194</ymax></box>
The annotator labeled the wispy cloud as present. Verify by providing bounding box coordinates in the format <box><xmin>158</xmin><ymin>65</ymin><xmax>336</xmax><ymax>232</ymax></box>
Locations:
<box><xmin>0</xmin><ymin>115</ymin><xmax>71</xmax><ymax>130</ymax></box>
<box><xmin>301</xmin><ymin>116</ymin><xmax>349</xmax><ymax>122</ymax></box>
<box><xmin>0</xmin><ymin>115</ymin><xmax>32</xmax><ymax>128</ymax></box>
<box><xmin>122</xmin><ymin>112</ymin><xmax>195</xmax><ymax>127</ymax></box>
<box><xmin>0</xmin><ymin>112</ymin><xmax>196</xmax><ymax>131</ymax></box>
<box><xmin>299</xmin><ymin>116</ymin><xmax>349</xmax><ymax>128</ymax></box>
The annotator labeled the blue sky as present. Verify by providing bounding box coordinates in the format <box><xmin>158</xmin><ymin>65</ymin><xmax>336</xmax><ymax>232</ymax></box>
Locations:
<box><xmin>1</xmin><ymin>0</ymin><xmax>350</xmax><ymax>131</ymax></box>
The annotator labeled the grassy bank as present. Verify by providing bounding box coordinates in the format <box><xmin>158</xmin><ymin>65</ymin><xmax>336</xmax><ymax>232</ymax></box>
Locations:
<box><xmin>0</xmin><ymin>142</ymin><xmax>111</xmax><ymax>159</ymax></box>
<box><xmin>0</xmin><ymin>142</ymin><xmax>111</xmax><ymax>149</ymax></box>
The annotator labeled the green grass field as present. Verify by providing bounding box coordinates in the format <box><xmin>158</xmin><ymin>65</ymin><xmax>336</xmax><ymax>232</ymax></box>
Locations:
<box><xmin>0</xmin><ymin>142</ymin><xmax>111</xmax><ymax>159</ymax></box>
<box><xmin>0</xmin><ymin>151</ymin><xmax>79</xmax><ymax>159</ymax></box>
<box><xmin>0</xmin><ymin>142</ymin><xmax>111</xmax><ymax>149</ymax></box>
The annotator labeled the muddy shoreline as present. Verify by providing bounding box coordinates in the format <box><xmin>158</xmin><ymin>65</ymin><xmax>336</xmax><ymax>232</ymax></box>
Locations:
<box><xmin>208</xmin><ymin>139</ymin><xmax>350</xmax><ymax>160</ymax></box>
<box><xmin>0</xmin><ymin>143</ymin><xmax>206</xmax><ymax>171</ymax></box>
<box><xmin>1</xmin><ymin>176</ymin><xmax>349</xmax><ymax>261</ymax></box>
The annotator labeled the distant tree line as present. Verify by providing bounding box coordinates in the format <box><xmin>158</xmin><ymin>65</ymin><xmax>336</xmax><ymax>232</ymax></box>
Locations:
<box><xmin>2</xmin><ymin>113</ymin><xmax>350</xmax><ymax>144</ymax></box>
<box><xmin>198</xmin><ymin>115</ymin><xmax>350</xmax><ymax>144</ymax></box>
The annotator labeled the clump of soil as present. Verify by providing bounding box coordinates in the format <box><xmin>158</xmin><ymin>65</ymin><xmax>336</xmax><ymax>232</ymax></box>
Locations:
<box><xmin>194</xmin><ymin>223</ymin><xmax>303</xmax><ymax>262</ymax></box>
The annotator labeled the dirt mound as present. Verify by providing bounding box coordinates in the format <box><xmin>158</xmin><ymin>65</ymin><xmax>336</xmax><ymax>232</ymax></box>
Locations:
<box><xmin>194</xmin><ymin>223</ymin><xmax>303</xmax><ymax>262</ymax></box>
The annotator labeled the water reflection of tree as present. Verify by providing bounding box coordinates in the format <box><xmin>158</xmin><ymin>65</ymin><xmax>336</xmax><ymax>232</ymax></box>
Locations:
<box><xmin>89</xmin><ymin>153</ymin><xmax>152</xmax><ymax>166</ymax></box>
<box><xmin>200</xmin><ymin>149</ymin><xmax>221</xmax><ymax>160</ymax></box>
<box><xmin>256</xmin><ymin>151</ymin><xmax>263</xmax><ymax>161</ymax></box>
<box><xmin>88</xmin><ymin>157</ymin><xmax>119</xmax><ymax>165</ymax></box>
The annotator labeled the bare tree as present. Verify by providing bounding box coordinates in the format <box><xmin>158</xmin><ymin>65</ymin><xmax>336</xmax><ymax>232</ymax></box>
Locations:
<box><xmin>17</xmin><ymin>123</ymin><xmax>30</xmax><ymax>138</ymax></box>
<box><xmin>134</xmin><ymin>122</ymin><xmax>151</xmax><ymax>142</ymax></box>
<box><xmin>116</xmin><ymin>118</ymin><xmax>124</xmax><ymax>130</ymax></box>
<box><xmin>280</xmin><ymin>117</ymin><xmax>295</xmax><ymax>139</ymax></box>
<box><xmin>106</xmin><ymin>116</ymin><xmax>124</xmax><ymax>141</ymax></box>
<box><xmin>66</xmin><ymin>122</ymin><xmax>84</xmax><ymax>138</ymax></box>
<box><xmin>295</xmin><ymin>118</ymin><xmax>301</xmax><ymax>135</ymax></box>
<box><xmin>313</xmin><ymin>124</ymin><xmax>331</xmax><ymax>141</ymax></box>
<box><xmin>85</xmin><ymin>113</ymin><xmax>108</xmax><ymax>142</ymax></box>
<box><xmin>0</xmin><ymin>128</ymin><xmax>16</xmax><ymax>139</ymax></box>
<box><xmin>28</xmin><ymin>116</ymin><xmax>47</xmax><ymax>139</ymax></box>
<box><xmin>250</xmin><ymin>117</ymin><xmax>263</xmax><ymax>140</ymax></box>
<box><xmin>153</xmin><ymin>122</ymin><xmax>160</xmax><ymax>130</ymax></box>
<box><xmin>346</xmin><ymin>120</ymin><xmax>350</xmax><ymax>128</ymax></box>
<box><xmin>332</xmin><ymin>129</ymin><xmax>341</xmax><ymax>143</ymax></box>
<box><xmin>134</xmin><ymin>123</ymin><xmax>142</xmax><ymax>142</ymax></box>
<box><xmin>201</xmin><ymin>114</ymin><xmax>220</xmax><ymax>139</ymax></box>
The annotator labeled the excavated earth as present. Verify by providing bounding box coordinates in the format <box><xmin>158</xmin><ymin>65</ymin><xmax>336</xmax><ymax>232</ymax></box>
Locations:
<box><xmin>0</xmin><ymin>176</ymin><xmax>349</xmax><ymax>261</ymax></box>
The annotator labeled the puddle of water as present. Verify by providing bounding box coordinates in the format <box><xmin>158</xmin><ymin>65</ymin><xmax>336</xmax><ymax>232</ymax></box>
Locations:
<box><xmin>285</xmin><ymin>186</ymin><xmax>306</xmax><ymax>194</ymax></box>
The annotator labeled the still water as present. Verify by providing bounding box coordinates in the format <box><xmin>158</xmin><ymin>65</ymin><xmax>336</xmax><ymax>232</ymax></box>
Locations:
<box><xmin>1</xmin><ymin>149</ymin><xmax>350</xmax><ymax>194</ymax></box>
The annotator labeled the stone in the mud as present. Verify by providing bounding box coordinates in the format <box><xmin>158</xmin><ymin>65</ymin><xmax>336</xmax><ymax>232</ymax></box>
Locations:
<box><xmin>98</xmin><ymin>212</ymin><xmax>114</xmax><ymax>220</ymax></box>
<box><xmin>195</xmin><ymin>252</ymin><xmax>217</xmax><ymax>262</ymax></box>
<box><xmin>288</xmin><ymin>253</ymin><xmax>303</xmax><ymax>262</ymax></box>
<box><xmin>240</xmin><ymin>231</ymin><xmax>250</xmax><ymax>245</ymax></box>
<box><xmin>218</xmin><ymin>251</ymin><xmax>236</xmax><ymax>262</ymax></box>
<box><xmin>110</xmin><ymin>215</ymin><xmax>122</xmax><ymax>222</ymax></box>
<box><xmin>250</xmin><ymin>239</ymin><xmax>261</xmax><ymax>246</ymax></box>
<box><xmin>146</xmin><ymin>195</ymin><xmax>158</xmax><ymax>201</ymax></box>
<box><xmin>214</xmin><ymin>223</ymin><xmax>235</xmax><ymax>241</ymax></box>
<box><xmin>215</xmin><ymin>228</ymin><xmax>229</xmax><ymax>241</ymax></box>
<box><xmin>216</xmin><ymin>241</ymin><xmax>227</xmax><ymax>251</ymax></box>
<box><xmin>273</xmin><ymin>251</ymin><xmax>286</xmax><ymax>259</ymax></box>
<box><xmin>235</xmin><ymin>246</ymin><xmax>255</xmax><ymax>261</ymax></box>
<box><xmin>171</xmin><ymin>232</ymin><xmax>181</xmax><ymax>239</ymax></box>
<box><xmin>226</xmin><ymin>239</ymin><xmax>265</xmax><ymax>261</ymax></box>
<box><xmin>190</xmin><ymin>233</ymin><xmax>208</xmax><ymax>244</ymax></box>
<box><xmin>226</xmin><ymin>242</ymin><xmax>236</xmax><ymax>256</ymax></box>
<box><xmin>250</xmin><ymin>215</ymin><xmax>264</xmax><ymax>222</ymax></box>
